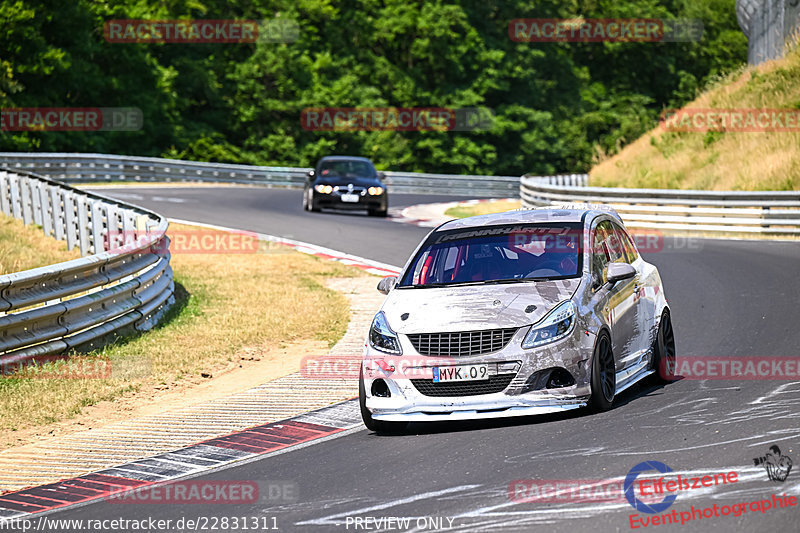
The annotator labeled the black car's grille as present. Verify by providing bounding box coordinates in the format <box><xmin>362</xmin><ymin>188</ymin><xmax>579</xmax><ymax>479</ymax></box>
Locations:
<box><xmin>410</xmin><ymin>374</ymin><xmax>515</xmax><ymax>397</ymax></box>
<box><xmin>407</xmin><ymin>328</ymin><xmax>518</xmax><ymax>357</ymax></box>
<box><xmin>334</xmin><ymin>186</ymin><xmax>366</xmax><ymax>194</ymax></box>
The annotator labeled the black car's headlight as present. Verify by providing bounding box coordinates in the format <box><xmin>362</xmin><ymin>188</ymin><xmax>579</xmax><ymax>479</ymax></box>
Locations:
<box><xmin>368</xmin><ymin>186</ymin><xmax>384</xmax><ymax>196</ymax></box>
<box><xmin>369</xmin><ymin>311</ymin><xmax>402</xmax><ymax>354</ymax></box>
<box><xmin>314</xmin><ymin>184</ymin><xmax>333</xmax><ymax>194</ymax></box>
<box><xmin>522</xmin><ymin>300</ymin><xmax>576</xmax><ymax>349</ymax></box>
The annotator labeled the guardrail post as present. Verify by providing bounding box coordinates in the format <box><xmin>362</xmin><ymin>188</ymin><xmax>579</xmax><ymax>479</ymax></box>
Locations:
<box><xmin>106</xmin><ymin>204</ymin><xmax>119</xmax><ymax>250</ymax></box>
<box><xmin>0</xmin><ymin>171</ymin><xmax>9</xmax><ymax>216</ymax></box>
<box><xmin>76</xmin><ymin>195</ymin><xmax>90</xmax><ymax>256</ymax></box>
<box><xmin>90</xmin><ymin>199</ymin><xmax>106</xmax><ymax>254</ymax></box>
<box><xmin>21</xmin><ymin>176</ymin><xmax>33</xmax><ymax>224</ymax></box>
<box><xmin>52</xmin><ymin>187</ymin><xmax>65</xmax><ymax>241</ymax></box>
<box><xmin>40</xmin><ymin>182</ymin><xmax>53</xmax><ymax>237</ymax></box>
<box><xmin>64</xmin><ymin>191</ymin><xmax>77</xmax><ymax>250</ymax></box>
<box><xmin>9</xmin><ymin>173</ymin><xmax>21</xmax><ymax>219</ymax></box>
<box><xmin>122</xmin><ymin>209</ymin><xmax>135</xmax><ymax>237</ymax></box>
<box><xmin>31</xmin><ymin>181</ymin><xmax>43</xmax><ymax>226</ymax></box>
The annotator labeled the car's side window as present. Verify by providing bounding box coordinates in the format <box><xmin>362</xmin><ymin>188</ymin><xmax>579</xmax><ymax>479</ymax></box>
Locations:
<box><xmin>604</xmin><ymin>222</ymin><xmax>626</xmax><ymax>264</ymax></box>
<box><xmin>618</xmin><ymin>225</ymin><xmax>640</xmax><ymax>263</ymax></box>
<box><xmin>591</xmin><ymin>220</ymin><xmax>628</xmax><ymax>285</ymax></box>
<box><xmin>591</xmin><ymin>222</ymin><xmax>611</xmax><ymax>284</ymax></box>
<box><xmin>610</xmin><ymin>222</ymin><xmax>638</xmax><ymax>263</ymax></box>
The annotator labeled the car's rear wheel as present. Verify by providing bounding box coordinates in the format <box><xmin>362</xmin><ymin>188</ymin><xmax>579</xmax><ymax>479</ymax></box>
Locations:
<box><xmin>368</xmin><ymin>207</ymin><xmax>387</xmax><ymax>217</ymax></box>
<box><xmin>359</xmin><ymin>370</ymin><xmax>407</xmax><ymax>434</ymax></box>
<box><xmin>651</xmin><ymin>311</ymin><xmax>676</xmax><ymax>383</ymax></box>
<box><xmin>302</xmin><ymin>188</ymin><xmax>309</xmax><ymax>211</ymax></box>
<box><xmin>588</xmin><ymin>332</ymin><xmax>615</xmax><ymax>412</ymax></box>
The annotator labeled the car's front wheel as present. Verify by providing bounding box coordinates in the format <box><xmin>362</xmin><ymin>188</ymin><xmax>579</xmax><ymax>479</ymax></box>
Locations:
<box><xmin>588</xmin><ymin>332</ymin><xmax>615</xmax><ymax>412</ymax></box>
<box><xmin>651</xmin><ymin>311</ymin><xmax>676</xmax><ymax>383</ymax></box>
<box><xmin>305</xmin><ymin>189</ymin><xmax>320</xmax><ymax>212</ymax></box>
<box><xmin>368</xmin><ymin>207</ymin><xmax>387</xmax><ymax>217</ymax></box>
<box><xmin>359</xmin><ymin>371</ymin><xmax>407</xmax><ymax>434</ymax></box>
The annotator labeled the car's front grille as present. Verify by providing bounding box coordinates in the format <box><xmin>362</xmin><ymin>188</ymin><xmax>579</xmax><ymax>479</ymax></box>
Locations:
<box><xmin>407</xmin><ymin>328</ymin><xmax>518</xmax><ymax>357</ymax></box>
<box><xmin>334</xmin><ymin>186</ymin><xmax>366</xmax><ymax>194</ymax></box>
<box><xmin>410</xmin><ymin>374</ymin><xmax>515</xmax><ymax>397</ymax></box>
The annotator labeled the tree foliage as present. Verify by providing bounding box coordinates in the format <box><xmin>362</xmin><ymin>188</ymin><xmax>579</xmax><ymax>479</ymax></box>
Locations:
<box><xmin>0</xmin><ymin>0</ymin><xmax>746</xmax><ymax>174</ymax></box>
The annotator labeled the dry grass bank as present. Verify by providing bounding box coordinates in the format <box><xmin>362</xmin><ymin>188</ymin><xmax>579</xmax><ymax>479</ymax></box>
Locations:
<box><xmin>591</xmin><ymin>47</ymin><xmax>800</xmax><ymax>191</ymax></box>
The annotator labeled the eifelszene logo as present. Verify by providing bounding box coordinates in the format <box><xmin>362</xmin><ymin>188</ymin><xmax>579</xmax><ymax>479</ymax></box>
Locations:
<box><xmin>753</xmin><ymin>445</ymin><xmax>793</xmax><ymax>482</ymax></box>
<box><xmin>624</xmin><ymin>461</ymin><xmax>678</xmax><ymax>514</ymax></box>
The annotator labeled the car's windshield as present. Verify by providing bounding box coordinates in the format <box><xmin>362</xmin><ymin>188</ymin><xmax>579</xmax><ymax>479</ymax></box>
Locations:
<box><xmin>399</xmin><ymin>223</ymin><xmax>582</xmax><ymax>287</ymax></box>
<box><xmin>318</xmin><ymin>160</ymin><xmax>376</xmax><ymax>179</ymax></box>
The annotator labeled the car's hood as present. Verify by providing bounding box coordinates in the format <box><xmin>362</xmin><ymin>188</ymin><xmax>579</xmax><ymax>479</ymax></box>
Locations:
<box><xmin>382</xmin><ymin>279</ymin><xmax>581</xmax><ymax>334</ymax></box>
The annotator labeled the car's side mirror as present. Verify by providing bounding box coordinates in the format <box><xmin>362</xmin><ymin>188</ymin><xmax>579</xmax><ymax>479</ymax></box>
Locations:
<box><xmin>377</xmin><ymin>276</ymin><xmax>398</xmax><ymax>295</ymax></box>
<box><xmin>307</xmin><ymin>170</ymin><xmax>315</xmax><ymax>179</ymax></box>
<box><xmin>605</xmin><ymin>262</ymin><xmax>636</xmax><ymax>284</ymax></box>
<box><xmin>377</xmin><ymin>171</ymin><xmax>386</xmax><ymax>181</ymax></box>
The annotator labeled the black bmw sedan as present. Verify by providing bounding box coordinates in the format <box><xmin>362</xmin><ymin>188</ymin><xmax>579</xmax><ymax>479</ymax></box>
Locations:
<box><xmin>302</xmin><ymin>156</ymin><xmax>388</xmax><ymax>217</ymax></box>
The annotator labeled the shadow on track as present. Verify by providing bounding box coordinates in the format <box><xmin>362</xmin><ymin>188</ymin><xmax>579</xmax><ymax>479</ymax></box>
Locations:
<box><xmin>366</xmin><ymin>377</ymin><xmax>675</xmax><ymax>437</ymax></box>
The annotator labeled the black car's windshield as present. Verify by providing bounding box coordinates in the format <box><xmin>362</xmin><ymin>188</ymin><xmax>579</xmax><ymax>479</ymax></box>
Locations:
<box><xmin>399</xmin><ymin>223</ymin><xmax>582</xmax><ymax>287</ymax></box>
<box><xmin>318</xmin><ymin>160</ymin><xmax>376</xmax><ymax>179</ymax></box>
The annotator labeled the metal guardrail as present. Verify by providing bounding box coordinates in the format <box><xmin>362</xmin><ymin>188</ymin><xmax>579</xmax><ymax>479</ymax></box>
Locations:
<box><xmin>3</xmin><ymin>152</ymin><xmax>797</xmax><ymax>235</ymax></box>
<box><xmin>0</xmin><ymin>167</ymin><xmax>175</xmax><ymax>367</ymax></box>
<box><xmin>0</xmin><ymin>152</ymin><xmax>521</xmax><ymax>198</ymax></box>
<box><xmin>521</xmin><ymin>175</ymin><xmax>800</xmax><ymax>235</ymax></box>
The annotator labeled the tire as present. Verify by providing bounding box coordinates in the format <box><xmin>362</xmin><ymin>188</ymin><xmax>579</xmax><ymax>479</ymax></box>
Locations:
<box><xmin>302</xmin><ymin>188</ymin><xmax>309</xmax><ymax>211</ymax></box>
<box><xmin>651</xmin><ymin>311</ymin><xmax>676</xmax><ymax>383</ymax></box>
<box><xmin>588</xmin><ymin>332</ymin><xmax>616</xmax><ymax>412</ymax></box>
<box><xmin>368</xmin><ymin>208</ymin><xmax>387</xmax><ymax>217</ymax></box>
<box><xmin>359</xmin><ymin>371</ymin><xmax>407</xmax><ymax>434</ymax></box>
<box><xmin>307</xmin><ymin>189</ymin><xmax>320</xmax><ymax>212</ymax></box>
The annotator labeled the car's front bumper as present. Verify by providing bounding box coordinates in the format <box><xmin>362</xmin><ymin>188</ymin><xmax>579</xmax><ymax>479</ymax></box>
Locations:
<box><xmin>371</xmin><ymin>394</ymin><xmax>586</xmax><ymax>422</ymax></box>
<box><xmin>314</xmin><ymin>193</ymin><xmax>386</xmax><ymax>210</ymax></box>
<box><xmin>362</xmin><ymin>324</ymin><xmax>596</xmax><ymax>422</ymax></box>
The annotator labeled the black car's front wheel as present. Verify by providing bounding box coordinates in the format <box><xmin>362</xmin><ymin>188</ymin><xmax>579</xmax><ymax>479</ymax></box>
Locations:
<box><xmin>588</xmin><ymin>332</ymin><xmax>616</xmax><ymax>412</ymax></box>
<box><xmin>305</xmin><ymin>189</ymin><xmax>320</xmax><ymax>212</ymax></box>
<box><xmin>368</xmin><ymin>207</ymin><xmax>387</xmax><ymax>217</ymax></box>
<box><xmin>359</xmin><ymin>371</ymin><xmax>407</xmax><ymax>434</ymax></box>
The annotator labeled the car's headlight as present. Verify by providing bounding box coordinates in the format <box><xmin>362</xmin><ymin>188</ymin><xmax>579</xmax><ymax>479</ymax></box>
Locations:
<box><xmin>522</xmin><ymin>300</ymin><xmax>576</xmax><ymax>349</ymax></box>
<box><xmin>368</xmin><ymin>186</ymin><xmax>384</xmax><ymax>196</ymax></box>
<box><xmin>314</xmin><ymin>184</ymin><xmax>333</xmax><ymax>194</ymax></box>
<box><xmin>369</xmin><ymin>311</ymin><xmax>402</xmax><ymax>354</ymax></box>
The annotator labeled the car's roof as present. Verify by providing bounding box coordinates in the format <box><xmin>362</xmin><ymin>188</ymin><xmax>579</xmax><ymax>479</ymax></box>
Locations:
<box><xmin>437</xmin><ymin>204</ymin><xmax>622</xmax><ymax>231</ymax></box>
<box><xmin>317</xmin><ymin>156</ymin><xmax>374</xmax><ymax>164</ymax></box>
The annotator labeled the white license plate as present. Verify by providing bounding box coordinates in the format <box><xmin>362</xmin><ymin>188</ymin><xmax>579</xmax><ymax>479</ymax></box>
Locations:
<box><xmin>433</xmin><ymin>364</ymin><xmax>489</xmax><ymax>383</ymax></box>
<box><xmin>340</xmin><ymin>193</ymin><xmax>359</xmax><ymax>203</ymax></box>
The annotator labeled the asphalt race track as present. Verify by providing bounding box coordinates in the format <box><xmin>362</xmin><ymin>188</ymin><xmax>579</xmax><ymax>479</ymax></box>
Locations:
<box><xmin>47</xmin><ymin>186</ymin><xmax>800</xmax><ymax>531</ymax></box>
